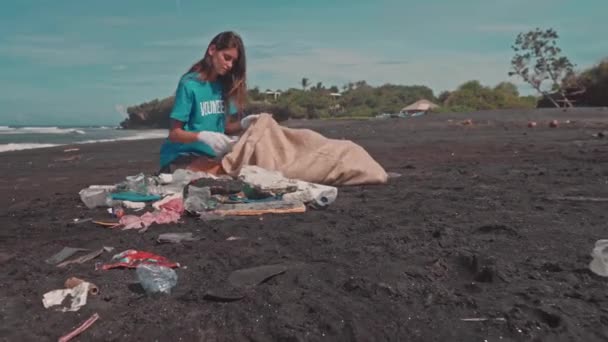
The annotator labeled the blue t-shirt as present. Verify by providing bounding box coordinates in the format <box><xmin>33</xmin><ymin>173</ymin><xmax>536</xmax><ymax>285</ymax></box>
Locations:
<box><xmin>159</xmin><ymin>72</ymin><xmax>237</xmax><ymax>167</ymax></box>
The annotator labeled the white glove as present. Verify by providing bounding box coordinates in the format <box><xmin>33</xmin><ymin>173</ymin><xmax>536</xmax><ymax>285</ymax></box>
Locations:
<box><xmin>196</xmin><ymin>131</ymin><xmax>235</xmax><ymax>157</ymax></box>
<box><xmin>240</xmin><ymin>114</ymin><xmax>260</xmax><ymax>130</ymax></box>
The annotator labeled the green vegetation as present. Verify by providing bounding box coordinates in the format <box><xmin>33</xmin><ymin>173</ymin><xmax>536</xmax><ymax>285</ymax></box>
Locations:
<box><xmin>435</xmin><ymin>81</ymin><xmax>537</xmax><ymax>113</ymax></box>
<box><xmin>120</xmin><ymin>79</ymin><xmax>537</xmax><ymax>128</ymax></box>
<box><xmin>120</xmin><ymin>28</ymin><xmax>607</xmax><ymax>129</ymax></box>
<box><xmin>509</xmin><ymin>28</ymin><xmax>576</xmax><ymax>107</ymax></box>
<box><xmin>564</xmin><ymin>58</ymin><xmax>608</xmax><ymax>107</ymax></box>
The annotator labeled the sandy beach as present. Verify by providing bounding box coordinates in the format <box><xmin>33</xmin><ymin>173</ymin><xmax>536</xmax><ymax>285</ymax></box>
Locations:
<box><xmin>2</xmin><ymin>108</ymin><xmax>608</xmax><ymax>341</ymax></box>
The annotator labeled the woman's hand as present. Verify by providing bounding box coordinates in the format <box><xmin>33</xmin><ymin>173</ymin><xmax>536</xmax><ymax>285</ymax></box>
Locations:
<box><xmin>197</xmin><ymin>131</ymin><xmax>235</xmax><ymax>156</ymax></box>
<box><xmin>240</xmin><ymin>114</ymin><xmax>260</xmax><ymax>130</ymax></box>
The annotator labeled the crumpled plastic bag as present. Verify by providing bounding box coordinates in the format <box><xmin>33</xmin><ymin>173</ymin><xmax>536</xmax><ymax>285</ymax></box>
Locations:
<box><xmin>42</xmin><ymin>281</ymin><xmax>91</xmax><ymax>312</ymax></box>
<box><xmin>590</xmin><ymin>239</ymin><xmax>608</xmax><ymax>276</ymax></box>
<box><xmin>99</xmin><ymin>249</ymin><xmax>180</xmax><ymax>270</ymax></box>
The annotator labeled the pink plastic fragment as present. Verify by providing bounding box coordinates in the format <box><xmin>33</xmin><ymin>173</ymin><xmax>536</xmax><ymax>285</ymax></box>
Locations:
<box><xmin>58</xmin><ymin>313</ymin><xmax>100</xmax><ymax>342</ymax></box>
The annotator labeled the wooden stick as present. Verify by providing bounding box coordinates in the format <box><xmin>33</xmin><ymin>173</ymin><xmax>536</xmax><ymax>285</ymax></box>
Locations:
<box><xmin>213</xmin><ymin>205</ymin><xmax>306</xmax><ymax>216</ymax></box>
<box><xmin>58</xmin><ymin>313</ymin><xmax>100</xmax><ymax>342</ymax></box>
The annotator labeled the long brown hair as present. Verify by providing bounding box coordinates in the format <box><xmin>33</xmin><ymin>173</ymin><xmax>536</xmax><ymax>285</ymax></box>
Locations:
<box><xmin>187</xmin><ymin>31</ymin><xmax>247</xmax><ymax>114</ymax></box>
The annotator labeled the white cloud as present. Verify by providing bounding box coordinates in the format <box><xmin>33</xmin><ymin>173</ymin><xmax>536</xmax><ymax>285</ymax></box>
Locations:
<box><xmin>112</xmin><ymin>65</ymin><xmax>128</xmax><ymax>71</ymax></box>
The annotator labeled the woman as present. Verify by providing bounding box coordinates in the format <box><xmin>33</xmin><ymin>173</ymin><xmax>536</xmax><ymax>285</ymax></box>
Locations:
<box><xmin>159</xmin><ymin>31</ymin><xmax>258</xmax><ymax>174</ymax></box>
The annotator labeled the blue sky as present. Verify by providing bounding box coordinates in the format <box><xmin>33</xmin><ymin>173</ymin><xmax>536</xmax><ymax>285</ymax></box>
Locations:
<box><xmin>0</xmin><ymin>0</ymin><xmax>605</xmax><ymax>126</ymax></box>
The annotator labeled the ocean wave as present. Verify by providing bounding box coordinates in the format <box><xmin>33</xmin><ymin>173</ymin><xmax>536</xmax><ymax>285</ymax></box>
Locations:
<box><xmin>21</xmin><ymin>127</ymin><xmax>86</xmax><ymax>134</ymax></box>
<box><xmin>0</xmin><ymin>143</ymin><xmax>59</xmax><ymax>152</ymax></box>
<box><xmin>0</xmin><ymin>130</ymin><xmax>167</xmax><ymax>153</ymax></box>
<box><xmin>78</xmin><ymin>130</ymin><xmax>167</xmax><ymax>144</ymax></box>
<box><xmin>0</xmin><ymin>127</ymin><xmax>86</xmax><ymax>135</ymax></box>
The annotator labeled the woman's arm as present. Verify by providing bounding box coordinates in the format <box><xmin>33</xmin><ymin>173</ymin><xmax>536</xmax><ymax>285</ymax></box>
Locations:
<box><xmin>168</xmin><ymin>119</ymin><xmax>199</xmax><ymax>143</ymax></box>
<box><xmin>224</xmin><ymin>113</ymin><xmax>242</xmax><ymax>135</ymax></box>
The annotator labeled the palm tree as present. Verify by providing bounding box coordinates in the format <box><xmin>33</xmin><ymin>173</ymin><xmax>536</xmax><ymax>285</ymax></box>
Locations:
<box><xmin>301</xmin><ymin>78</ymin><xmax>309</xmax><ymax>90</ymax></box>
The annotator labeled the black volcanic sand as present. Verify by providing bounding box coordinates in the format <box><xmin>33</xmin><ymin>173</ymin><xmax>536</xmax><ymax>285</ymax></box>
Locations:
<box><xmin>1</xmin><ymin>108</ymin><xmax>608</xmax><ymax>341</ymax></box>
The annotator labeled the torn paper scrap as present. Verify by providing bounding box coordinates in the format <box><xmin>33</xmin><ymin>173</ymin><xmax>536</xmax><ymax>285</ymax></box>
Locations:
<box><xmin>42</xmin><ymin>282</ymin><xmax>90</xmax><ymax>312</ymax></box>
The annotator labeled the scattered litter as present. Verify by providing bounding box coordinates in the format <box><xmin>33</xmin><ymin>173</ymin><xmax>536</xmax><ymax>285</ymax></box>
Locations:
<box><xmin>238</xmin><ymin>166</ymin><xmax>337</xmax><ymax>208</ymax></box>
<box><xmin>116</xmin><ymin>197</ymin><xmax>184</xmax><ymax>232</ymax></box>
<box><xmin>57</xmin><ymin>247</ymin><xmax>114</xmax><ymax>268</ymax></box>
<box><xmin>78</xmin><ymin>186</ymin><xmax>115</xmax><ymax>209</ymax></box>
<box><xmin>213</xmin><ymin>200</ymin><xmax>306</xmax><ymax>216</ymax></box>
<box><xmin>461</xmin><ymin>317</ymin><xmax>506</xmax><ymax>322</ymax></box>
<box><xmin>160</xmin><ymin>169</ymin><xmax>217</xmax><ymax>194</ymax></box>
<box><xmin>387</xmin><ymin>172</ymin><xmax>402</xmax><ymax>179</ymax></box>
<box><xmin>136</xmin><ymin>264</ymin><xmax>178</xmax><ymax>294</ymax></box>
<box><xmin>152</xmin><ymin>193</ymin><xmax>183</xmax><ymax>210</ymax></box>
<box><xmin>461</xmin><ymin>119</ymin><xmax>473</xmax><ymax>125</ymax></box>
<box><xmin>184</xmin><ymin>185</ymin><xmax>217</xmax><ymax>212</ymax></box>
<box><xmin>157</xmin><ymin>232</ymin><xmax>198</xmax><ymax>244</ymax></box>
<box><xmin>42</xmin><ymin>281</ymin><xmax>91</xmax><ymax>312</ymax></box>
<box><xmin>100</xmin><ymin>249</ymin><xmax>179</xmax><ymax>270</ymax></box>
<box><xmin>226</xmin><ymin>236</ymin><xmax>244</xmax><ymax>241</ymax></box>
<box><xmin>158</xmin><ymin>173</ymin><xmax>173</xmax><ymax>184</ymax></box>
<box><xmin>549</xmin><ymin>120</ymin><xmax>559</xmax><ymax>128</ymax></box>
<box><xmin>65</xmin><ymin>277</ymin><xmax>99</xmax><ymax>295</ymax></box>
<box><xmin>79</xmin><ymin>162</ymin><xmax>345</xmax><ymax>234</ymax></box>
<box><xmin>189</xmin><ymin>177</ymin><xmax>245</xmax><ymax>195</ymax></box>
<box><xmin>63</xmin><ymin>148</ymin><xmax>80</xmax><ymax>153</ymax></box>
<box><xmin>118</xmin><ymin>215</ymin><xmax>144</xmax><ymax>230</ymax></box>
<box><xmin>109</xmin><ymin>192</ymin><xmax>162</xmax><ymax>202</ymax></box>
<box><xmin>593</xmin><ymin>131</ymin><xmax>607</xmax><ymax>138</ymax></box>
<box><xmin>589</xmin><ymin>240</ymin><xmax>608</xmax><ymax>277</ymax></box>
<box><xmin>46</xmin><ymin>247</ymin><xmax>89</xmax><ymax>265</ymax></box>
<box><xmin>93</xmin><ymin>220</ymin><xmax>119</xmax><ymax>227</ymax></box>
<box><xmin>119</xmin><ymin>209</ymin><xmax>181</xmax><ymax>232</ymax></box>
<box><xmin>228</xmin><ymin>264</ymin><xmax>289</xmax><ymax>288</ymax></box>
<box><xmin>123</xmin><ymin>201</ymin><xmax>146</xmax><ymax>210</ymax></box>
<box><xmin>107</xmin><ymin>207</ymin><xmax>125</xmax><ymax>218</ymax></box>
<box><xmin>527</xmin><ymin>121</ymin><xmax>537</xmax><ymax>128</ymax></box>
<box><xmin>158</xmin><ymin>197</ymin><xmax>184</xmax><ymax>213</ymax></box>
<box><xmin>58</xmin><ymin>313</ymin><xmax>99</xmax><ymax>342</ymax></box>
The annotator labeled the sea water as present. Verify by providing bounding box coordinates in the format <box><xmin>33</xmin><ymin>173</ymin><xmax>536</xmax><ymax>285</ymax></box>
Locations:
<box><xmin>0</xmin><ymin>125</ymin><xmax>167</xmax><ymax>153</ymax></box>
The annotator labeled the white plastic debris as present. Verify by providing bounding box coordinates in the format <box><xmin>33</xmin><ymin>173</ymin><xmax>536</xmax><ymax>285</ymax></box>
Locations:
<box><xmin>158</xmin><ymin>173</ymin><xmax>173</xmax><ymax>184</ymax></box>
<box><xmin>152</xmin><ymin>193</ymin><xmax>183</xmax><ymax>211</ymax></box>
<box><xmin>589</xmin><ymin>239</ymin><xmax>608</xmax><ymax>276</ymax></box>
<box><xmin>159</xmin><ymin>169</ymin><xmax>216</xmax><ymax>195</ymax></box>
<box><xmin>123</xmin><ymin>201</ymin><xmax>146</xmax><ymax>210</ymax></box>
<box><xmin>42</xmin><ymin>281</ymin><xmax>91</xmax><ymax>312</ymax></box>
<box><xmin>239</xmin><ymin>166</ymin><xmax>338</xmax><ymax>207</ymax></box>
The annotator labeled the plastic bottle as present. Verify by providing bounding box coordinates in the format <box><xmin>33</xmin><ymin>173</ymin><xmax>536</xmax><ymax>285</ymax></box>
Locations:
<box><xmin>136</xmin><ymin>264</ymin><xmax>178</xmax><ymax>295</ymax></box>
<box><xmin>79</xmin><ymin>188</ymin><xmax>110</xmax><ymax>209</ymax></box>
<box><xmin>125</xmin><ymin>173</ymin><xmax>147</xmax><ymax>194</ymax></box>
<box><xmin>184</xmin><ymin>185</ymin><xmax>217</xmax><ymax>212</ymax></box>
